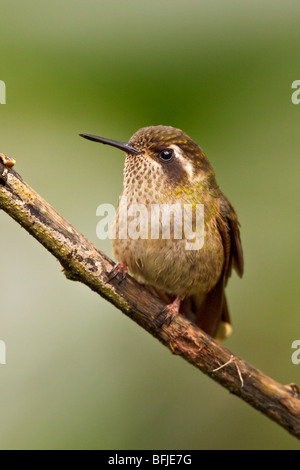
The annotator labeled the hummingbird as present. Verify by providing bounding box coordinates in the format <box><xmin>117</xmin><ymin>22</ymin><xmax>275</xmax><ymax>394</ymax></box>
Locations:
<box><xmin>80</xmin><ymin>126</ymin><xmax>244</xmax><ymax>340</ymax></box>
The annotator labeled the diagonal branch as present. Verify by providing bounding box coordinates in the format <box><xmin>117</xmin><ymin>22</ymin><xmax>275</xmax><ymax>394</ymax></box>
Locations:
<box><xmin>0</xmin><ymin>158</ymin><xmax>300</xmax><ymax>440</ymax></box>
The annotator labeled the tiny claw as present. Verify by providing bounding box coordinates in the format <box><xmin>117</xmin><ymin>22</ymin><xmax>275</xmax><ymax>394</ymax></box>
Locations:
<box><xmin>106</xmin><ymin>262</ymin><xmax>128</xmax><ymax>284</ymax></box>
<box><xmin>156</xmin><ymin>295</ymin><xmax>182</xmax><ymax>327</ymax></box>
<box><xmin>157</xmin><ymin>309</ymin><xmax>176</xmax><ymax>326</ymax></box>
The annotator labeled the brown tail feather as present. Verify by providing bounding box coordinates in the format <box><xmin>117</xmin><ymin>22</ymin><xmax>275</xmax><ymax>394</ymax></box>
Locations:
<box><xmin>188</xmin><ymin>283</ymin><xmax>232</xmax><ymax>341</ymax></box>
<box><xmin>192</xmin><ymin>276</ymin><xmax>225</xmax><ymax>338</ymax></box>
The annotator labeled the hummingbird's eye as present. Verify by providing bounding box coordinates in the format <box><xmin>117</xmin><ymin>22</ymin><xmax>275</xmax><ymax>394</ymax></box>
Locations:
<box><xmin>158</xmin><ymin>149</ymin><xmax>174</xmax><ymax>161</ymax></box>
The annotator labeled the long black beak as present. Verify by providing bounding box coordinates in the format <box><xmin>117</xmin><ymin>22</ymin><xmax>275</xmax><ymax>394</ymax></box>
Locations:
<box><xmin>79</xmin><ymin>133</ymin><xmax>140</xmax><ymax>154</ymax></box>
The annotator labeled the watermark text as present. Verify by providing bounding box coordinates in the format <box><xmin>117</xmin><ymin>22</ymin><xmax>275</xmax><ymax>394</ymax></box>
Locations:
<box><xmin>0</xmin><ymin>81</ymin><xmax>6</xmax><ymax>104</ymax></box>
<box><xmin>0</xmin><ymin>340</ymin><xmax>6</xmax><ymax>365</ymax></box>
<box><xmin>291</xmin><ymin>80</ymin><xmax>300</xmax><ymax>104</ymax></box>
<box><xmin>291</xmin><ymin>340</ymin><xmax>300</xmax><ymax>365</ymax></box>
<box><xmin>96</xmin><ymin>197</ymin><xmax>204</xmax><ymax>251</ymax></box>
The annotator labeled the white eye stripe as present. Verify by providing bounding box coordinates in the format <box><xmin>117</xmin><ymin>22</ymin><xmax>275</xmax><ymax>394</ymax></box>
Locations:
<box><xmin>184</xmin><ymin>160</ymin><xmax>194</xmax><ymax>179</ymax></box>
<box><xmin>169</xmin><ymin>144</ymin><xmax>194</xmax><ymax>179</ymax></box>
<box><xmin>169</xmin><ymin>144</ymin><xmax>182</xmax><ymax>159</ymax></box>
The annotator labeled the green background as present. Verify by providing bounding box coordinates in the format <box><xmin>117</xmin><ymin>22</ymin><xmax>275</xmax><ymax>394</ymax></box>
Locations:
<box><xmin>1</xmin><ymin>0</ymin><xmax>300</xmax><ymax>450</ymax></box>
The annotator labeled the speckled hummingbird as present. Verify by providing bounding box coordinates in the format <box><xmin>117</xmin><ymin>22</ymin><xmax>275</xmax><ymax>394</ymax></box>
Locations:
<box><xmin>80</xmin><ymin>126</ymin><xmax>244</xmax><ymax>340</ymax></box>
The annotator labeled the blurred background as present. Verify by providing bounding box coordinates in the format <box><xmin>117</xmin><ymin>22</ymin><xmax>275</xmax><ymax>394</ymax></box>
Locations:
<box><xmin>0</xmin><ymin>0</ymin><xmax>300</xmax><ymax>450</ymax></box>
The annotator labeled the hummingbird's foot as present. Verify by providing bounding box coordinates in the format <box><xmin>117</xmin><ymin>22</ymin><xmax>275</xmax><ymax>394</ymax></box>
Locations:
<box><xmin>106</xmin><ymin>261</ymin><xmax>128</xmax><ymax>284</ymax></box>
<box><xmin>157</xmin><ymin>295</ymin><xmax>183</xmax><ymax>327</ymax></box>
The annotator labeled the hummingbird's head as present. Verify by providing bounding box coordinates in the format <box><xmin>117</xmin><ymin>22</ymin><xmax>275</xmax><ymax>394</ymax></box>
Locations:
<box><xmin>80</xmin><ymin>125</ymin><xmax>214</xmax><ymax>189</ymax></box>
<box><xmin>127</xmin><ymin>126</ymin><xmax>213</xmax><ymax>184</ymax></box>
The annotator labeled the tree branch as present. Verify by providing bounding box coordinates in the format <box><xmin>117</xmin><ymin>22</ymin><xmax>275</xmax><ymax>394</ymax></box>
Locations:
<box><xmin>0</xmin><ymin>158</ymin><xmax>300</xmax><ymax>440</ymax></box>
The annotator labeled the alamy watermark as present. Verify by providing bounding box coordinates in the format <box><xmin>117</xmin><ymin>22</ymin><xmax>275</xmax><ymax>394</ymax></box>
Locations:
<box><xmin>0</xmin><ymin>340</ymin><xmax>6</xmax><ymax>365</ymax></box>
<box><xmin>96</xmin><ymin>197</ymin><xmax>205</xmax><ymax>250</ymax></box>
<box><xmin>291</xmin><ymin>340</ymin><xmax>300</xmax><ymax>365</ymax></box>
<box><xmin>0</xmin><ymin>80</ymin><xmax>6</xmax><ymax>104</ymax></box>
<box><xmin>291</xmin><ymin>80</ymin><xmax>300</xmax><ymax>104</ymax></box>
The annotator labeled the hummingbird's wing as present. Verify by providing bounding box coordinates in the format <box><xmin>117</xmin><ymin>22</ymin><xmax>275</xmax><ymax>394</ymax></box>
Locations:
<box><xmin>217</xmin><ymin>196</ymin><xmax>244</xmax><ymax>282</ymax></box>
<box><xmin>193</xmin><ymin>196</ymin><xmax>244</xmax><ymax>340</ymax></box>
